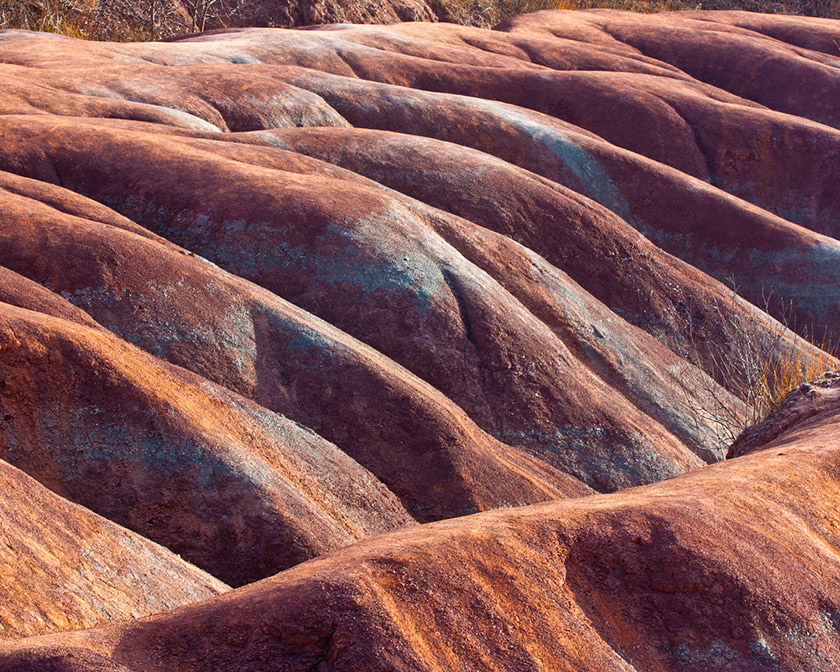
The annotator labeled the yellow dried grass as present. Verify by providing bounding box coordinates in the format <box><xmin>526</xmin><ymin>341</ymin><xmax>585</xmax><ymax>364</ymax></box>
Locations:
<box><xmin>754</xmin><ymin>330</ymin><xmax>838</xmax><ymax>421</ymax></box>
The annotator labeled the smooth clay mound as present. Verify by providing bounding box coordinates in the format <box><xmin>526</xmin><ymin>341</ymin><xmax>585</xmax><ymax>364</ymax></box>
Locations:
<box><xmin>0</xmin><ymin>8</ymin><xmax>839</xmax><ymax>669</ymax></box>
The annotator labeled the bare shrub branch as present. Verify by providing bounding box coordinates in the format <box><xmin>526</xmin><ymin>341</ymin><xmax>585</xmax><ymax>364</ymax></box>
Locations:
<box><xmin>671</xmin><ymin>281</ymin><xmax>838</xmax><ymax>454</ymax></box>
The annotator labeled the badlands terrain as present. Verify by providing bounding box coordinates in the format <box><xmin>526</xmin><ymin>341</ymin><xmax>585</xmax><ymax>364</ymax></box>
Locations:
<box><xmin>1</xmin><ymin>8</ymin><xmax>840</xmax><ymax>671</ymax></box>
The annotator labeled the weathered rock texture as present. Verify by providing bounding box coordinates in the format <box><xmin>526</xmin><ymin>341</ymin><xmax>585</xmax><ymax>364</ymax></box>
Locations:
<box><xmin>0</xmin><ymin>300</ymin><xmax>417</xmax><ymax>587</ymax></box>
<box><xmin>0</xmin><ymin>8</ymin><xmax>839</xmax><ymax>669</ymax></box>
<box><xmin>0</xmin><ymin>459</ymin><xmax>227</xmax><ymax>640</ymax></box>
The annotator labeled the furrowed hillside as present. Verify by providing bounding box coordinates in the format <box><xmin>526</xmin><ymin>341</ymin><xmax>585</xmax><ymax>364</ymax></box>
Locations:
<box><xmin>1</xmin><ymin>9</ymin><xmax>840</xmax><ymax>670</ymax></box>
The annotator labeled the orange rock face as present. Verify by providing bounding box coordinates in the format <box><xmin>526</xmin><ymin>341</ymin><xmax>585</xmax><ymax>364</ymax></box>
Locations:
<box><xmin>0</xmin><ymin>8</ymin><xmax>839</xmax><ymax>670</ymax></box>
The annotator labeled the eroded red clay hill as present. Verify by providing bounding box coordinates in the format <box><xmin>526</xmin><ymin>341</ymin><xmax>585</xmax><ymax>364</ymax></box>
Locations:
<box><xmin>1</xmin><ymin>9</ymin><xmax>839</xmax><ymax>670</ymax></box>
<box><xmin>6</xmin><ymin>390</ymin><xmax>840</xmax><ymax>670</ymax></box>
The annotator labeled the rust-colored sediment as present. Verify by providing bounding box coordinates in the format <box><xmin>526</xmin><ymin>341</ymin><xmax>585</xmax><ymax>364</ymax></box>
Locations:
<box><xmin>5</xmin><ymin>394</ymin><xmax>840</xmax><ymax>670</ymax></box>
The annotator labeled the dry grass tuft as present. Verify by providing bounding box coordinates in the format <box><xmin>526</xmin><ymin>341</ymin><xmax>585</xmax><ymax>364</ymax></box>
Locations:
<box><xmin>755</xmin><ymin>329</ymin><xmax>839</xmax><ymax>420</ymax></box>
<box><xmin>0</xmin><ymin>0</ymin><xmax>191</xmax><ymax>41</ymax></box>
<box><xmin>0</xmin><ymin>0</ymin><xmax>93</xmax><ymax>38</ymax></box>
<box><xmin>674</xmin><ymin>285</ymin><xmax>839</xmax><ymax>454</ymax></box>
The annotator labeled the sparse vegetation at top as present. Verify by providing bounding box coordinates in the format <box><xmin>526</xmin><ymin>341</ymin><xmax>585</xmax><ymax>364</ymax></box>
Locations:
<box><xmin>0</xmin><ymin>0</ymin><xmax>244</xmax><ymax>41</ymax></box>
<box><xmin>1</xmin><ymin>0</ymin><xmax>839</xmax><ymax>38</ymax></box>
<box><xmin>0</xmin><ymin>0</ymin><xmax>94</xmax><ymax>38</ymax></box>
